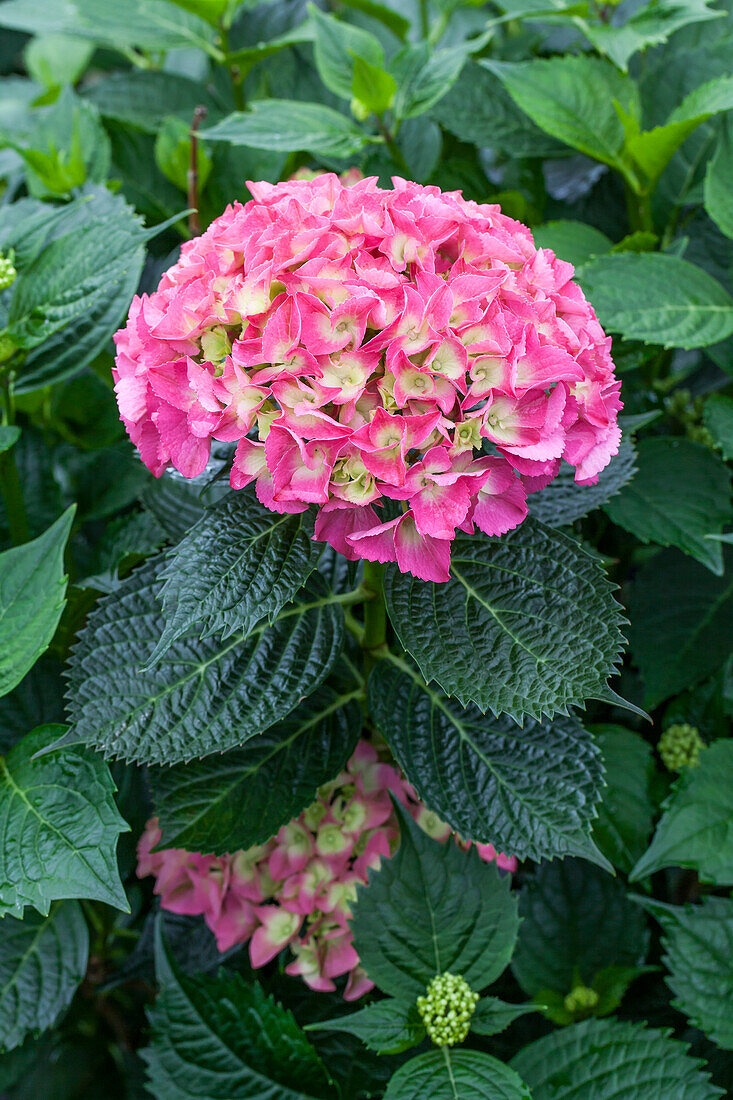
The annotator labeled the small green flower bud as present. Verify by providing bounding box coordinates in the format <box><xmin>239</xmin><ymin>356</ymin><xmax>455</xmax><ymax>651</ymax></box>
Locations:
<box><xmin>416</xmin><ymin>972</ymin><xmax>479</xmax><ymax>1047</ymax></box>
<box><xmin>657</xmin><ymin>723</ymin><xmax>705</xmax><ymax>772</ymax></box>
<box><xmin>350</xmin><ymin>97</ymin><xmax>371</xmax><ymax>122</ymax></box>
<box><xmin>563</xmin><ymin>984</ymin><xmax>599</xmax><ymax>1016</ymax></box>
<box><xmin>0</xmin><ymin>251</ymin><xmax>17</xmax><ymax>292</ymax></box>
<box><xmin>0</xmin><ymin>331</ymin><xmax>17</xmax><ymax>363</ymax></box>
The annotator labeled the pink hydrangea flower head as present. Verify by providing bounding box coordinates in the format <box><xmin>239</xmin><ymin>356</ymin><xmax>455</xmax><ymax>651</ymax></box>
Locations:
<box><xmin>114</xmin><ymin>174</ymin><xmax>620</xmax><ymax>582</ymax></box>
<box><xmin>137</xmin><ymin>740</ymin><xmax>517</xmax><ymax>999</ymax></box>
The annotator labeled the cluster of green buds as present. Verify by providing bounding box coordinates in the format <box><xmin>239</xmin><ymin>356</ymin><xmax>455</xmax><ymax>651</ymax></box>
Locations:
<box><xmin>657</xmin><ymin>723</ymin><xmax>705</xmax><ymax>772</ymax></box>
<box><xmin>416</xmin><ymin>972</ymin><xmax>479</xmax><ymax>1047</ymax></box>
<box><xmin>563</xmin><ymin>984</ymin><xmax>599</xmax><ymax>1017</ymax></box>
<box><xmin>0</xmin><ymin>250</ymin><xmax>16</xmax><ymax>292</ymax></box>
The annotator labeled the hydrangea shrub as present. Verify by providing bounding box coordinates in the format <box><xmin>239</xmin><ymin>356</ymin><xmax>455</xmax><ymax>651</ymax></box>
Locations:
<box><xmin>0</xmin><ymin>1</ymin><xmax>731</xmax><ymax>1097</ymax></box>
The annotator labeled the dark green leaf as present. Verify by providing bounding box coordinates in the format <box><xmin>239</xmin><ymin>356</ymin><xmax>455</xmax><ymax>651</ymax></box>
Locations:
<box><xmin>511</xmin><ymin>1018</ymin><xmax>723</xmax><ymax>1099</ymax></box>
<box><xmin>528</xmin><ymin>437</ymin><xmax>637</xmax><ymax>527</ymax></box>
<box><xmin>579</xmin><ymin>254</ymin><xmax>733</xmax><ymax>349</ymax></box>
<box><xmin>0</xmin><ymin>427</ymin><xmax>20</xmax><ymax>456</ymax></box>
<box><xmin>703</xmin><ymin>393</ymin><xmax>733</xmax><ymax>459</ymax></box>
<box><xmin>351</xmin><ymin>802</ymin><xmax>519</xmax><ymax>1000</ymax></box>
<box><xmin>641</xmin><ymin>896</ymin><xmax>733</xmax><ymax>1050</ymax></box>
<box><xmin>309</xmin><ymin>5</ymin><xmax>384</xmax><ymax>101</ymax></box>
<box><xmin>0</xmin><ymin>902</ymin><xmax>88</xmax><ymax>1053</ymax></box>
<box><xmin>368</xmin><ymin>659</ymin><xmax>607</xmax><ymax>865</ymax></box>
<box><xmin>578</xmin><ymin>0</ymin><xmax>724</xmax><ymax>72</ymax></box>
<box><xmin>144</xmin><ymin>918</ymin><xmax>332</xmax><ymax>1099</ymax></box>
<box><xmin>82</xmin><ymin>70</ymin><xmax>224</xmax><ymax>134</ymax></box>
<box><xmin>470</xmin><ymin>997</ymin><xmax>541</xmax><ymax>1037</ymax></box>
<box><xmin>604</xmin><ymin>438</ymin><xmax>731</xmax><ymax>573</ymax></box>
<box><xmin>308</xmin><ymin>999</ymin><xmax>426</xmax><ymax>1055</ymax></box>
<box><xmin>66</xmin><ymin>559</ymin><xmax>345</xmax><ymax>764</ymax></box>
<box><xmin>0</xmin><ymin>725</ymin><xmax>129</xmax><ymax>918</ymax></box>
<box><xmin>532</xmin><ymin>220</ymin><xmax>612</xmax><ymax>268</ymax></box>
<box><xmin>511</xmin><ymin>859</ymin><xmax>649</xmax><ymax>999</ymax></box>
<box><xmin>0</xmin><ymin>507</ymin><xmax>74</xmax><ymax>700</ymax></box>
<box><xmin>392</xmin><ymin>43</ymin><xmax>471</xmax><ymax>121</ymax></box>
<box><xmin>201</xmin><ymin>101</ymin><xmax>369</xmax><ymax>158</ymax></box>
<box><xmin>705</xmin><ymin>116</ymin><xmax>733</xmax><ymax>239</ymax></box>
<box><xmin>147</xmin><ymin>489</ymin><xmax>323</xmax><ymax>667</ymax></box>
<box><xmin>384</xmin><ymin>1050</ymin><xmax>532</xmax><ymax>1100</ymax></box>
<box><xmin>631</xmin><ymin>739</ymin><xmax>733</xmax><ymax>884</ymax></box>
<box><xmin>150</xmin><ymin>665</ymin><xmax>362</xmax><ymax>853</ymax></box>
<box><xmin>629</xmin><ymin>548</ymin><xmax>733</xmax><ymax>707</ymax></box>
<box><xmin>384</xmin><ymin>522</ymin><xmax>626</xmax><ymax>723</ymax></box>
<box><xmin>591</xmin><ymin>724</ymin><xmax>655</xmax><ymax>873</ymax></box>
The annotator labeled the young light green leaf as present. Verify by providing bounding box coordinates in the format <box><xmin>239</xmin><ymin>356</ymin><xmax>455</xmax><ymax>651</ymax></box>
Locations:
<box><xmin>149</xmin><ymin>666</ymin><xmax>362</xmax><ymax>854</ymax></box>
<box><xmin>641</xmin><ymin>896</ymin><xmax>733</xmax><ymax>1050</ymax></box>
<box><xmin>309</xmin><ymin>4</ymin><xmax>384</xmax><ymax>101</ymax></box>
<box><xmin>352</xmin><ymin>55</ymin><xmax>396</xmax><ymax>116</ymax></box>
<box><xmin>368</xmin><ymin>659</ymin><xmax>608</xmax><ymax>866</ymax></box>
<box><xmin>532</xmin><ymin>220</ymin><xmax>612</xmax><ymax>267</ymax></box>
<box><xmin>0</xmin><ymin>902</ymin><xmax>88</xmax><ymax>1053</ymax></box>
<box><xmin>705</xmin><ymin>117</ymin><xmax>733</xmax><ymax>239</ymax></box>
<box><xmin>0</xmin><ymin>725</ymin><xmax>129</xmax><ymax>918</ymax></box>
<box><xmin>470</xmin><ymin>997</ymin><xmax>541</xmax><ymax>1037</ymax></box>
<box><xmin>350</xmin><ymin>802</ymin><xmax>519</xmax><ymax>1000</ymax></box>
<box><xmin>308</xmin><ymin>999</ymin><xmax>426</xmax><ymax>1055</ymax></box>
<box><xmin>0</xmin><ymin>506</ymin><xmax>74</xmax><ymax>701</ymax></box>
<box><xmin>145</xmin><ymin>917</ymin><xmax>332</xmax><ymax>1099</ymax></box>
<box><xmin>604</xmin><ymin>437</ymin><xmax>731</xmax><ymax>574</ymax></box>
<box><xmin>201</xmin><ymin>101</ymin><xmax>369</xmax><ymax>158</ymax></box>
<box><xmin>579</xmin><ymin>253</ymin><xmax>733</xmax><ymax>349</ymax></box>
<box><xmin>631</xmin><ymin>739</ymin><xmax>733</xmax><ymax>884</ymax></box>
<box><xmin>511</xmin><ymin>1018</ymin><xmax>723</xmax><ymax>1099</ymax></box>
<box><xmin>591</xmin><ymin>724</ymin><xmax>655</xmax><ymax>874</ymax></box>
<box><xmin>384</xmin><ymin>1050</ymin><xmax>532</xmax><ymax>1100</ymax></box>
<box><xmin>481</xmin><ymin>56</ymin><xmax>638</xmax><ymax>167</ymax></box>
<box><xmin>703</xmin><ymin>393</ymin><xmax>733</xmax><ymax>459</ymax></box>
<box><xmin>155</xmin><ymin>115</ymin><xmax>211</xmax><ymax>194</ymax></box>
<box><xmin>511</xmin><ymin>858</ymin><xmax>649</xmax><ymax>1000</ymax></box>
<box><xmin>629</xmin><ymin>548</ymin><xmax>733</xmax><ymax>707</ymax></box>
<box><xmin>66</xmin><ymin>559</ymin><xmax>345</xmax><ymax>765</ymax></box>
<box><xmin>23</xmin><ymin>33</ymin><xmax>94</xmax><ymax>89</ymax></box>
<box><xmin>146</xmin><ymin>490</ymin><xmax>323</xmax><ymax>667</ymax></box>
<box><xmin>384</xmin><ymin>522</ymin><xmax>626</xmax><ymax>723</ymax></box>
<box><xmin>0</xmin><ymin>427</ymin><xmax>20</xmax><ymax>456</ymax></box>
<box><xmin>528</xmin><ymin>437</ymin><xmax>637</xmax><ymax>527</ymax></box>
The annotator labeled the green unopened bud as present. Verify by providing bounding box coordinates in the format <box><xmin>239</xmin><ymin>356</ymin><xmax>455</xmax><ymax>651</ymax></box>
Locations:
<box><xmin>350</xmin><ymin>97</ymin><xmax>371</xmax><ymax>122</ymax></box>
<box><xmin>563</xmin><ymin>984</ymin><xmax>599</xmax><ymax>1016</ymax></box>
<box><xmin>657</xmin><ymin>723</ymin><xmax>705</xmax><ymax>772</ymax></box>
<box><xmin>416</xmin><ymin>972</ymin><xmax>479</xmax><ymax>1047</ymax></box>
<box><xmin>687</xmin><ymin>424</ymin><xmax>717</xmax><ymax>450</ymax></box>
<box><xmin>0</xmin><ymin>250</ymin><xmax>16</xmax><ymax>292</ymax></box>
<box><xmin>200</xmin><ymin>325</ymin><xmax>232</xmax><ymax>365</ymax></box>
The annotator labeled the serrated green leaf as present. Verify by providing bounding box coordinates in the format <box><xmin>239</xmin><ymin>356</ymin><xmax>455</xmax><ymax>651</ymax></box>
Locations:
<box><xmin>591</xmin><ymin>724</ymin><xmax>655</xmax><ymax>873</ymax></box>
<box><xmin>511</xmin><ymin>1018</ymin><xmax>723</xmax><ymax>1099</ymax></box>
<box><xmin>481</xmin><ymin>56</ymin><xmax>637</xmax><ymax>167</ymax></box>
<box><xmin>66</xmin><ymin>558</ymin><xmax>345</xmax><ymax>765</ymax></box>
<box><xmin>0</xmin><ymin>902</ymin><xmax>88</xmax><ymax>1053</ymax></box>
<box><xmin>631</xmin><ymin>739</ymin><xmax>733</xmax><ymax>884</ymax></box>
<box><xmin>578</xmin><ymin>0</ymin><xmax>724</xmax><ymax>71</ymax></box>
<box><xmin>532</xmin><ymin>220</ymin><xmax>612</xmax><ymax>268</ymax></box>
<box><xmin>641</xmin><ymin>896</ymin><xmax>733</xmax><ymax>1050</ymax></box>
<box><xmin>703</xmin><ymin>393</ymin><xmax>733</xmax><ymax>459</ymax></box>
<box><xmin>384</xmin><ymin>522</ymin><xmax>625</xmax><ymax>723</ymax></box>
<box><xmin>368</xmin><ymin>658</ymin><xmax>608</xmax><ymax>865</ymax></box>
<box><xmin>147</xmin><ymin>490</ymin><xmax>323</xmax><ymax>667</ymax></box>
<box><xmin>82</xmin><ymin>70</ymin><xmax>224</xmax><ymax>134</ymax></box>
<box><xmin>579</xmin><ymin>253</ymin><xmax>733</xmax><ymax>349</ymax></box>
<box><xmin>705</xmin><ymin>117</ymin><xmax>733</xmax><ymax>239</ymax></box>
<box><xmin>351</xmin><ymin>802</ymin><xmax>519</xmax><ymax>1000</ymax></box>
<box><xmin>309</xmin><ymin>4</ymin><xmax>383</xmax><ymax>101</ymax></box>
<box><xmin>142</xmin><ymin>472</ymin><xmax>206</xmax><ymax>543</ymax></box>
<box><xmin>528</xmin><ymin>437</ymin><xmax>637</xmax><ymax>527</ymax></box>
<box><xmin>308</xmin><ymin>999</ymin><xmax>426</xmax><ymax>1055</ymax></box>
<box><xmin>150</xmin><ymin>666</ymin><xmax>362</xmax><ymax>853</ymax></box>
<box><xmin>604</xmin><ymin>438</ymin><xmax>731</xmax><ymax>574</ymax></box>
<box><xmin>0</xmin><ymin>507</ymin><xmax>74</xmax><ymax>700</ymax></box>
<box><xmin>144</xmin><ymin>917</ymin><xmax>332</xmax><ymax>1099</ymax></box>
<box><xmin>470</xmin><ymin>997</ymin><xmax>541</xmax><ymax>1037</ymax></box>
<box><xmin>384</xmin><ymin>1050</ymin><xmax>532</xmax><ymax>1100</ymax></box>
<box><xmin>511</xmin><ymin>859</ymin><xmax>649</xmax><ymax>999</ymax></box>
<box><xmin>668</xmin><ymin>73</ymin><xmax>733</xmax><ymax>127</ymax></box>
<box><xmin>629</xmin><ymin>548</ymin><xmax>733</xmax><ymax>707</ymax></box>
<box><xmin>0</xmin><ymin>725</ymin><xmax>129</xmax><ymax>918</ymax></box>
<box><xmin>391</xmin><ymin>42</ymin><xmax>472</xmax><ymax>122</ymax></box>
<box><xmin>201</xmin><ymin>101</ymin><xmax>369</xmax><ymax>158</ymax></box>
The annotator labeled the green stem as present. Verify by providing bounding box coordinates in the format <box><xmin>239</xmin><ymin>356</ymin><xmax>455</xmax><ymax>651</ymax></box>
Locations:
<box><xmin>419</xmin><ymin>0</ymin><xmax>430</xmax><ymax>38</ymax></box>
<box><xmin>376</xmin><ymin>117</ymin><xmax>410</xmax><ymax>176</ymax></box>
<box><xmin>623</xmin><ymin>180</ymin><xmax>654</xmax><ymax>234</ymax></box>
<box><xmin>361</xmin><ymin>561</ymin><xmax>388</xmax><ymax>676</ymax></box>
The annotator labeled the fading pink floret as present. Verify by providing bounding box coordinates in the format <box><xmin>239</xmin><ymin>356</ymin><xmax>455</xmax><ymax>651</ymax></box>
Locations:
<box><xmin>114</xmin><ymin>174</ymin><xmax>621</xmax><ymax>582</ymax></box>
<box><xmin>137</xmin><ymin>740</ymin><xmax>517</xmax><ymax>999</ymax></box>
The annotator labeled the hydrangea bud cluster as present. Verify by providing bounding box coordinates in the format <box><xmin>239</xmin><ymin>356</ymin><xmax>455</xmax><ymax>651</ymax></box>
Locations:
<box><xmin>416</xmin><ymin>972</ymin><xmax>480</xmax><ymax>1046</ymax></box>
<box><xmin>0</xmin><ymin>250</ymin><xmax>16</xmax><ymax>291</ymax></box>
<box><xmin>657</xmin><ymin>723</ymin><xmax>706</xmax><ymax>772</ymax></box>
<box><xmin>114</xmin><ymin>174</ymin><xmax>621</xmax><ymax>582</ymax></box>
<box><xmin>563</xmin><ymin>984</ymin><xmax>600</xmax><ymax>1016</ymax></box>
<box><xmin>137</xmin><ymin>741</ymin><xmax>516</xmax><ymax>1000</ymax></box>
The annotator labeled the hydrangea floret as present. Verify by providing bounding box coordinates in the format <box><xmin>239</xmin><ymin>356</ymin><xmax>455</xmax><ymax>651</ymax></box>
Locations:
<box><xmin>138</xmin><ymin>741</ymin><xmax>516</xmax><ymax>1000</ymax></box>
<box><xmin>563</xmin><ymin>984</ymin><xmax>600</xmax><ymax>1016</ymax></box>
<box><xmin>416</xmin><ymin>972</ymin><xmax>480</xmax><ymax>1047</ymax></box>
<box><xmin>657</xmin><ymin>723</ymin><xmax>706</xmax><ymax>772</ymax></box>
<box><xmin>113</xmin><ymin>174</ymin><xmax>621</xmax><ymax>582</ymax></box>
<box><xmin>0</xmin><ymin>250</ymin><xmax>16</xmax><ymax>292</ymax></box>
